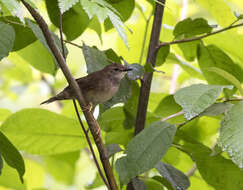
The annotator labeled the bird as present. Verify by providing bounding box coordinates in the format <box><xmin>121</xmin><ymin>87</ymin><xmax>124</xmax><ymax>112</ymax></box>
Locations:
<box><xmin>41</xmin><ymin>63</ymin><xmax>132</xmax><ymax>112</ymax></box>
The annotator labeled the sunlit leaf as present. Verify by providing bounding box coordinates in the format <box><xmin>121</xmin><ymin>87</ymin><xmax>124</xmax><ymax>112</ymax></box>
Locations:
<box><xmin>58</xmin><ymin>0</ymin><xmax>79</xmax><ymax>13</ymax></box>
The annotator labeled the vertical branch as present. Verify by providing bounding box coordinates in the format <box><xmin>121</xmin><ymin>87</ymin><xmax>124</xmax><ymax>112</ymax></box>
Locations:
<box><xmin>20</xmin><ymin>1</ymin><xmax>118</xmax><ymax>189</ymax></box>
<box><xmin>58</xmin><ymin>12</ymin><xmax>110</xmax><ymax>189</ymax></box>
<box><xmin>135</xmin><ymin>0</ymin><xmax>166</xmax><ymax>135</ymax></box>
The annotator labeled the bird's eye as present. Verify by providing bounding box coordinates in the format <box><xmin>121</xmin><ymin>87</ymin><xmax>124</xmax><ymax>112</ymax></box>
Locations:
<box><xmin>114</xmin><ymin>68</ymin><xmax>119</xmax><ymax>71</ymax></box>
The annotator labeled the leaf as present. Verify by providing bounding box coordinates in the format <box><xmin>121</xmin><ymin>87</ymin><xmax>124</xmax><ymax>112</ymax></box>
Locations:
<box><xmin>0</xmin><ymin>108</ymin><xmax>86</xmax><ymax>155</ymax></box>
<box><xmin>207</xmin><ymin>67</ymin><xmax>243</xmax><ymax>96</ymax></box>
<box><xmin>144</xmin><ymin>178</ymin><xmax>165</xmax><ymax>190</ymax></box>
<box><xmin>58</xmin><ymin>0</ymin><xmax>79</xmax><ymax>13</ymax></box>
<box><xmin>45</xmin><ymin>0</ymin><xmax>90</xmax><ymax>40</ymax></box>
<box><xmin>197</xmin><ymin>44</ymin><xmax>243</xmax><ymax>85</ymax></box>
<box><xmin>106</xmin><ymin>144</ymin><xmax>122</xmax><ymax>158</ymax></box>
<box><xmin>0</xmin><ymin>0</ymin><xmax>24</xmax><ymax>23</ymax></box>
<box><xmin>174</xmin><ymin>84</ymin><xmax>232</xmax><ymax>120</ymax></box>
<box><xmin>144</xmin><ymin>63</ymin><xmax>154</xmax><ymax>73</ymax></box>
<box><xmin>44</xmin><ymin>151</ymin><xmax>80</xmax><ymax>184</ymax></box>
<box><xmin>0</xmin><ymin>108</ymin><xmax>11</xmax><ymax>122</ymax></box>
<box><xmin>156</xmin><ymin>162</ymin><xmax>190</xmax><ymax>190</ymax></box>
<box><xmin>0</xmin><ymin>21</ymin><xmax>15</xmax><ymax>60</ymax></box>
<box><xmin>125</xmin><ymin>63</ymin><xmax>145</xmax><ymax>80</ymax></box>
<box><xmin>173</xmin><ymin>18</ymin><xmax>212</xmax><ymax>38</ymax></box>
<box><xmin>195</xmin><ymin>0</ymin><xmax>235</xmax><ymax>27</ymax></box>
<box><xmin>132</xmin><ymin>178</ymin><xmax>146</xmax><ymax>190</ymax></box>
<box><xmin>0</xmin><ymin>153</ymin><xmax>2</xmax><ymax>175</ymax></box>
<box><xmin>200</xmin><ymin>102</ymin><xmax>233</xmax><ymax>117</ymax></box>
<box><xmin>27</xmin><ymin>19</ymin><xmax>68</xmax><ymax>72</ymax></box>
<box><xmin>115</xmin><ymin>121</ymin><xmax>176</xmax><ymax>184</ymax></box>
<box><xmin>156</xmin><ymin>45</ymin><xmax>170</xmax><ymax>66</ymax></box>
<box><xmin>178</xmin><ymin>40</ymin><xmax>200</xmax><ymax>62</ymax></box>
<box><xmin>88</xmin><ymin>16</ymin><xmax>103</xmax><ymax>43</ymax></box>
<box><xmin>86</xmin><ymin>173</ymin><xmax>103</xmax><ymax>189</ymax></box>
<box><xmin>184</xmin><ymin>143</ymin><xmax>243</xmax><ymax>190</ymax></box>
<box><xmin>0</xmin><ymin>131</ymin><xmax>25</xmax><ymax>183</ymax></box>
<box><xmin>218</xmin><ymin>102</ymin><xmax>243</xmax><ymax>169</ymax></box>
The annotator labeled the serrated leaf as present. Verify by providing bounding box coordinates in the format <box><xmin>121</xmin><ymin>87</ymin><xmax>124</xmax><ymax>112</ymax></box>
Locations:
<box><xmin>207</xmin><ymin>67</ymin><xmax>243</xmax><ymax>96</ymax></box>
<box><xmin>218</xmin><ymin>102</ymin><xmax>243</xmax><ymax>169</ymax></box>
<box><xmin>45</xmin><ymin>0</ymin><xmax>90</xmax><ymax>40</ymax></box>
<box><xmin>197</xmin><ymin>44</ymin><xmax>243</xmax><ymax>85</ymax></box>
<box><xmin>173</xmin><ymin>17</ymin><xmax>212</xmax><ymax>38</ymax></box>
<box><xmin>174</xmin><ymin>84</ymin><xmax>232</xmax><ymax>120</ymax></box>
<box><xmin>156</xmin><ymin>45</ymin><xmax>170</xmax><ymax>66</ymax></box>
<box><xmin>0</xmin><ymin>108</ymin><xmax>86</xmax><ymax>155</ymax></box>
<box><xmin>115</xmin><ymin>121</ymin><xmax>176</xmax><ymax>184</ymax></box>
<box><xmin>58</xmin><ymin>0</ymin><xmax>79</xmax><ymax>13</ymax></box>
<box><xmin>156</xmin><ymin>162</ymin><xmax>190</xmax><ymax>190</ymax></box>
<box><xmin>0</xmin><ymin>131</ymin><xmax>25</xmax><ymax>183</ymax></box>
<box><xmin>184</xmin><ymin>143</ymin><xmax>243</xmax><ymax>190</ymax></box>
<box><xmin>0</xmin><ymin>21</ymin><xmax>15</xmax><ymax>60</ymax></box>
<box><xmin>0</xmin><ymin>0</ymin><xmax>24</xmax><ymax>23</ymax></box>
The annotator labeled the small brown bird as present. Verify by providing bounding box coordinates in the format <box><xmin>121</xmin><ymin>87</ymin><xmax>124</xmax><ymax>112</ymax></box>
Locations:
<box><xmin>41</xmin><ymin>63</ymin><xmax>132</xmax><ymax>112</ymax></box>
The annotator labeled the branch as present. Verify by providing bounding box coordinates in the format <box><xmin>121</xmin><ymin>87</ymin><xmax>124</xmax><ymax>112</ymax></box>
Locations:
<box><xmin>157</xmin><ymin>22</ymin><xmax>243</xmax><ymax>48</ymax></box>
<box><xmin>58</xmin><ymin>12</ymin><xmax>109</xmax><ymax>189</ymax></box>
<box><xmin>135</xmin><ymin>0</ymin><xmax>166</xmax><ymax>135</ymax></box>
<box><xmin>20</xmin><ymin>1</ymin><xmax>118</xmax><ymax>189</ymax></box>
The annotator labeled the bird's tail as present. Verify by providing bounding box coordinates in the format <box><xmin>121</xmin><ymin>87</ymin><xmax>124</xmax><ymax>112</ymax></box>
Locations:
<box><xmin>40</xmin><ymin>96</ymin><xmax>58</xmax><ymax>105</ymax></box>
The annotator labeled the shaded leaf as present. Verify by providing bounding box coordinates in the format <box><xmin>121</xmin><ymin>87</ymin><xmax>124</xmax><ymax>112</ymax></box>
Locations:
<box><xmin>184</xmin><ymin>143</ymin><xmax>243</xmax><ymax>190</ymax></box>
<box><xmin>174</xmin><ymin>84</ymin><xmax>232</xmax><ymax>120</ymax></box>
<box><xmin>132</xmin><ymin>178</ymin><xmax>146</xmax><ymax>190</ymax></box>
<box><xmin>200</xmin><ymin>102</ymin><xmax>233</xmax><ymax>117</ymax></box>
<box><xmin>173</xmin><ymin>18</ymin><xmax>212</xmax><ymax>38</ymax></box>
<box><xmin>0</xmin><ymin>153</ymin><xmax>2</xmax><ymax>175</ymax></box>
<box><xmin>115</xmin><ymin>121</ymin><xmax>176</xmax><ymax>184</ymax></box>
<box><xmin>156</xmin><ymin>162</ymin><xmax>190</xmax><ymax>190</ymax></box>
<box><xmin>0</xmin><ymin>21</ymin><xmax>15</xmax><ymax>60</ymax></box>
<box><xmin>218</xmin><ymin>102</ymin><xmax>243</xmax><ymax>168</ymax></box>
<box><xmin>0</xmin><ymin>131</ymin><xmax>25</xmax><ymax>183</ymax></box>
<box><xmin>126</xmin><ymin>63</ymin><xmax>145</xmax><ymax>80</ymax></box>
<box><xmin>106</xmin><ymin>144</ymin><xmax>122</xmax><ymax>158</ymax></box>
<box><xmin>0</xmin><ymin>108</ymin><xmax>86</xmax><ymax>155</ymax></box>
<box><xmin>156</xmin><ymin>45</ymin><xmax>170</xmax><ymax>66</ymax></box>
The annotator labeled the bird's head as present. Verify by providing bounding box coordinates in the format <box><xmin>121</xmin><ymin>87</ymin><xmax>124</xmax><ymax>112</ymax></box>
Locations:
<box><xmin>104</xmin><ymin>63</ymin><xmax>132</xmax><ymax>80</ymax></box>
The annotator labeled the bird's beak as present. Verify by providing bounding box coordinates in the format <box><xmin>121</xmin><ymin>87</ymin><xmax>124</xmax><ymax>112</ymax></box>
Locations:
<box><xmin>123</xmin><ymin>67</ymin><xmax>133</xmax><ymax>72</ymax></box>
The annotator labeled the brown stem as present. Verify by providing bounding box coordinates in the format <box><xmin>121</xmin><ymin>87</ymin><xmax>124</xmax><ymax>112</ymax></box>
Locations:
<box><xmin>135</xmin><ymin>0</ymin><xmax>166</xmax><ymax>135</ymax></box>
<box><xmin>58</xmin><ymin>12</ymin><xmax>110</xmax><ymax>189</ymax></box>
<box><xmin>20</xmin><ymin>1</ymin><xmax>118</xmax><ymax>189</ymax></box>
<box><xmin>157</xmin><ymin>22</ymin><xmax>243</xmax><ymax>49</ymax></box>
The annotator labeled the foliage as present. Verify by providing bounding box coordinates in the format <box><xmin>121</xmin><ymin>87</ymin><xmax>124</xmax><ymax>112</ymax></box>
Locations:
<box><xmin>0</xmin><ymin>0</ymin><xmax>243</xmax><ymax>190</ymax></box>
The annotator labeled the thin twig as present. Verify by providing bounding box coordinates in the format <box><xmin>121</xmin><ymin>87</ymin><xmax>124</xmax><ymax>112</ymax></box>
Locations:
<box><xmin>161</xmin><ymin>110</ymin><xmax>184</xmax><ymax>122</ymax></box>
<box><xmin>157</xmin><ymin>22</ymin><xmax>243</xmax><ymax>49</ymax></box>
<box><xmin>58</xmin><ymin>12</ymin><xmax>109</xmax><ymax>189</ymax></box>
<box><xmin>64</xmin><ymin>40</ymin><xmax>83</xmax><ymax>49</ymax></box>
<box><xmin>186</xmin><ymin>164</ymin><xmax>197</xmax><ymax>177</ymax></box>
<box><xmin>20</xmin><ymin>1</ymin><xmax>118</xmax><ymax>189</ymax></box>
<box><xmin>72</xmin><ymin>100</ymin><xmax>110</xmax><ymax>189</ymax></box>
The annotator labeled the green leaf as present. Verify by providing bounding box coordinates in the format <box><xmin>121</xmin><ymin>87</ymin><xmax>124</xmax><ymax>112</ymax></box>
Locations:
<box><xmin>174</xmin><ymin>84</ymin><xmax>232</xmax><ymax>120</ymax></box>
<box><xmin>184</xmin><ymin>143</ymin><xmax>243</xmax><ymax>190</ymax></box>
<box><xmin>218</xmin><ymin>102</ymin><xmax>243</xmax><ymax>169</ymax></box>
<box><xmin>0</xmin><ymin>21</ymin><xmax>15</xmax><ymax>60</ymax></box>
<box><xmin>173</xmin><ymin>18</ymin><xmax>212</xmax><ymax>38</ymax></box>
<box><xmin>178</xmin><ymin>40</ymin><xmax>200</xmax><ymax>62</ymax></box>
<box><xmin>144</xmin><ymin>178</ymin><xmax>165</xmax><ymax>190</ymax></box>
<box><xmin>88</xmin><ymin>16</ymin><xmax>103</xmax><ymax>43</ymax></box>
<box><xmin>0</xmin><ymin>131</ymin><xmax>25</xmax><ymax>183</ymax></box>
<box><xmin>0</xmin><ymin>108</ymin><xmax>86</xmax><ymax>155</ymax></box>
<box><xmin>197</xmin><ymin>44</ymin><xmax>243</xmax><ymax>85</ymax></box>
<box><xmin>200</xmin><ymin>102</ymin><xmax>233</xmax><ymax>117</ymax></box>
<box><xmin>156</xmin><ymin>45</ymin><xmax>170</xmax><ymax>66</ymax></box>
<box><xmin>44</xmin><ymin>151</ymin><xmax>80</xmax><ymax>184</ymax></box>
<box><xmin>45</xmin><ymin>0</ymin><xmax>90</xmax><ymax>40</ymax></box>
<box><xmin>106</xmin><ymin>144</ymin><xmax>122</xmax><ymax>158</ymax></box>
<box><xmin>144</xmin><ymin>63</ymin><xmax>154</xmax><ymax>73</ymax></box>
<box><xmin>0</xmin><ymin>108</ymin><xmax>11</xmax><ymax>122</ymax></box>
<box><xmin>0</xmin><ymin>16</ymin><xmax>36</xmax><ymax>51</ymax></box>
<box><xmin>126</xmin><ymin>63</ymin><xmax>145</xmax><ymax>80</ymax></box>
<box><xmin>86</xmin><ymin>173</ymin><xmax>103</xmax><ymax>189</ymax></box>
<box><xmin>115</xmin><ymin>121</ymin><xmax>176</xmax><ymax>184</ymax></box>
<box><xmin>0</xmin><ymin>0</ymin><xmax>24</xmax><ymax>22</ymax></box>
<box><xmin>58</xmin><ymin>0</ymin><xmax>79</xmax><ymax>13</ymax></box>
<box><xmin>156</xmin><ymin>162</ymin><xmax>190</xmax><ymax>190</ymax></box>
<box><xmin>195</xmin><ymin>0</ymin><xmax>235</xmax><ymax>27</ymax></box>
<box><xmin>207</xmin><ymin>67</ymin><xmax>243</xmax><ymax>96</ymax></box>
<box><xmin>104</xmin><ymin>48</ymin><xmax>122</xmax><ymax>64</ymax></box>
<box><xmin>0</xmin><ymin>153</ymin><xmax>2</xmax><ymax>175</ymax></box>
<box><xmin>132</xmin><ymin>178</ymin><xmax>146</xmax><ymax>190</ymax></box>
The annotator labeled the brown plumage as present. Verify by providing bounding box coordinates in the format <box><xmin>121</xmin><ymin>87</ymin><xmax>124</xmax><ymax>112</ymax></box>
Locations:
<box><xmin>41</xmin><ymin>63</ymin><xmax>132</xmax><ymax>108</ymax></box>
